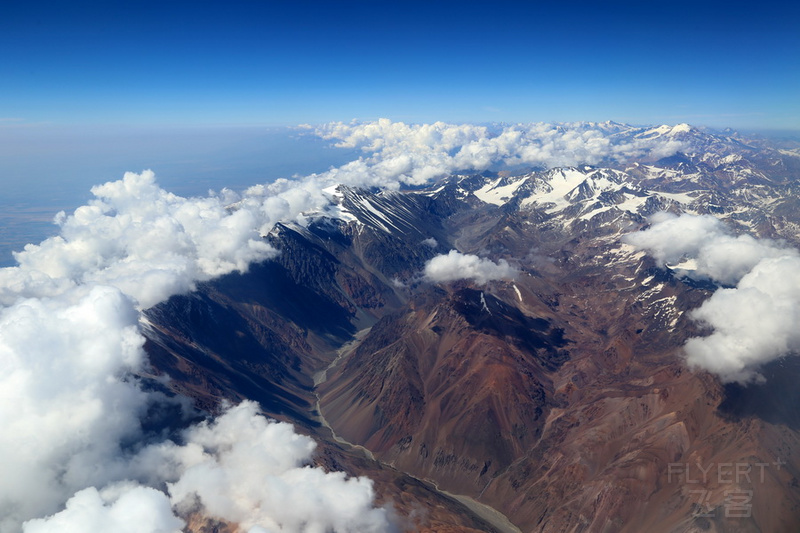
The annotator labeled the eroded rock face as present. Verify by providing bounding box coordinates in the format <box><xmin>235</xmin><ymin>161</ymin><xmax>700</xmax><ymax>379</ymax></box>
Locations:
<box><xmin>319</xmin><ymin>286</ymin><xmax>567</xmax><ymax>494</ymax></box>
<box><xmin>144</xmin><ymin>141</ymin><xmax>800</xmax><ymax>532</ymax></box>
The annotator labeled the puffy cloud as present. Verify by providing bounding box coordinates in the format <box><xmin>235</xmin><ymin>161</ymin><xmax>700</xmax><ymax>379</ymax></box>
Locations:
<box><xmin>165</xmin><ymin>401</ymin><xmax>393</xmax><ymax>533</ymax></box>
<box><xmin>22</xmin><ymin>485</ymin><xmax>183</xmax><ymax>533</ymax></box>
<box><xmin>7</xmin><ymin>170</ymin><xmax>277</xmax><ymax>309</ymax></box>
<box><xmin>625</xmin><ymin>213</ymin><xmax>800</xmax><ymax>383</ymax></box>
<box><xmin>0</xmin><ymin>286</ymin><xmax>151</xmax><ymax>530</ymax></box>
<box><xmin>623</xmin><ymin>212</ymin><xmax>788</xmax><ymax>286</ymax></box>
<box><xmin>684</xmin><ymin>255</ymin><xmax>800</xmax><ymax>383</ymax></box>
<box><xmin>21</xmin><ymin>403</ymin><xmax>393</xmax><ymax>533</ymax></box>
<box><xmin>315</xmin><ymin>119</ymin><xmax>687</xmax><ymax>185</ymax></box>
<box><xmin>0</xmin><ymin>267</ymin><xmax>76</xmax><ymax>308</ymax></box>
<box><xmin>424</xmin><ymin>250</ymin><xmax>518</xmax><ymax>284</ymax></box>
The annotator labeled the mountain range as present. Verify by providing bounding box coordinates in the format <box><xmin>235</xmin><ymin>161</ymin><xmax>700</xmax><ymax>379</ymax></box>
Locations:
<box><xmin>140</xmin><ymin>124</ymin><xmax>800</xmax><ymax>532</ymax></box>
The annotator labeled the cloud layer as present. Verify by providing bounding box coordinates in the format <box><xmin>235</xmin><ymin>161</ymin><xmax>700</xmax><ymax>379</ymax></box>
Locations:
<box><xmin>625</xmin><ymin>213</ymin><xmax>800</xmax><ymax>383</ymax></box>
<box><xmin>165</xmin><ymin>401</ymin><xmax>391</xmax><ymax>533</ymax></box>
<box><xmin>2</xmin><ymin>170</ymin><xmax>276</xmax><ymax>309</ymax></box>
<box><xmin>314</xmin><ymin>119</ymin><xmax>686</xmax><ymax>185</ymax></box>
<box><xmin>22</xmin><ymin>485</ymin><xmax>183</xmax><ymax>533</ymax></box>
<box><xmin>424</xmin><ymin>250</ymin><xmax>518</xmax><ymax>284</ymax></box>
<box><xmin>0</xmin><ymin>285</ymin><xmax>151</xmax><ymax>531</ymax></box>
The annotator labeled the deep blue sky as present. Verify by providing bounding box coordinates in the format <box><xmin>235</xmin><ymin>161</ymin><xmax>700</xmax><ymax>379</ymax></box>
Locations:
<box><xmin>2</xmin><ymin>0</ymin><xmax>798</xmax><ymax>130</ymax></box>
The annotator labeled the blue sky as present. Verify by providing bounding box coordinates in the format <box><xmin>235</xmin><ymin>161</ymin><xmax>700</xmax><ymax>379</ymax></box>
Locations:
<box><xmin>2</xmin><ymin>0</ymin><xmax>798</xmax><ymax>130</ymax></box>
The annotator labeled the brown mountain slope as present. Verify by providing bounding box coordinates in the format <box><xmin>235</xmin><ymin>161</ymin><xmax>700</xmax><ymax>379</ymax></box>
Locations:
<box><xmin>319</xmin><ymin>285</ymin><xmax>567</xmax><ymax>494</ymax></box>
<box><xmin>143</xmin><ymin>180</ymin><xmax>800</xmax><ymax>532</ymax></box>
<box><xmin>317</xmin><ymin>201</ymin><xmax>800</xmax><ymax>531</ymax></box>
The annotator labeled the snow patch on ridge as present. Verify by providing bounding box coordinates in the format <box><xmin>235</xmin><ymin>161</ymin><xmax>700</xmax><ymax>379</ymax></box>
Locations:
<box><xmin>473</xmin><ymin>176</ymin><xmax>527</xmax><ymax>206</ymax></box>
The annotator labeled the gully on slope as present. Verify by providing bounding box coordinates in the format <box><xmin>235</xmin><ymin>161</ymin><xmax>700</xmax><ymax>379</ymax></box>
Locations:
<box><xmin>313</xmin><ymin>327</ymin><xmax>523</xmax><ymax>533</ymax></box>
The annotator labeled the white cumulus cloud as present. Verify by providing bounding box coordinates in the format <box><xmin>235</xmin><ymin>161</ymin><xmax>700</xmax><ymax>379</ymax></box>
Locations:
<box><xmin>625</xmin><ymin>213</ymin><xmax>800</xmax><ymax>383</ymax></box>
<box><xmin>0</xmin><ymin>286</ymin><xmax>151</xmax><ymax>530</ymax></box>
<box><xmin>20</xmin><ymin>402</ymin><xmax>393</xmax><ymax>533</ymax></box>
<box><xmin>165</xmin><ymin>401</ymin><xmax>393</xmax><ymax>533</ymax></box>
<box><xmin>314</xmin><ymin>119</ymin><xmax>687</xmax><ymax>185</ymax></box>
<box><xmin>622</xmin><ymin>212</ymin><xmax>788</xmax><ymax>286</ymax></box>
<box><xmin>22</xmin><ymin>485</ymin><xmax>183</xmax><ymax>533</ymax></box>
<box><xmin>6</xmin><ymin>170</ymin><xmax>277</xmax><ymax>309</ymax></box>
<box><xmin>424</xmin><ymin>250</ymin><xmax>518</xmax><ymax>284</ymax></box>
